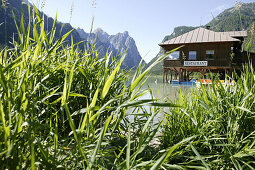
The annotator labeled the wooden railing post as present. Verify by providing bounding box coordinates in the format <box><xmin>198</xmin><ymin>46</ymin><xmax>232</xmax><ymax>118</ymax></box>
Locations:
<box><xmin>163</xmin><ymin>69</ymin><xmax>165</xmax><ymax>83</ymax></box>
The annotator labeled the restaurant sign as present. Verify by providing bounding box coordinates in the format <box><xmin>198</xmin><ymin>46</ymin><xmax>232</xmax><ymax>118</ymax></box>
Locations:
<box><xmin>184</xmin><ymin>61</ymin><xmax>208</xmax><ymax>66</ymax></box>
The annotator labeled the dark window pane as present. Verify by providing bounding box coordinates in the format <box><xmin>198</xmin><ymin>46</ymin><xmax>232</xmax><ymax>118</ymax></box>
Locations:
<box><xmin>189</xmin><ymin>51</ymin><xmax>196</xmax><ymax>60</ymax></box>
<box><xmin>206</xmin><ymin>50</ymin><xmax>214</xmax><ymax>59</ymax></box>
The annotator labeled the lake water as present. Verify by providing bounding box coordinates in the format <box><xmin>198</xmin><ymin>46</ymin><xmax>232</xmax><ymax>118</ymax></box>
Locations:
<box><xmin>141</xmin><ymin>76</ymin><xmax>195</xmax><ymax>101</ymax></box>
<box><xmin>129</xmin><ymin>76</ymin><xmax>195</xmax><ymax>123</ymax></box>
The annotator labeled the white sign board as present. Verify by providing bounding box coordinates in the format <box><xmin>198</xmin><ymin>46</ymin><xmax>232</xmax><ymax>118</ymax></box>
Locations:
<box><xmin>184</xmin><ymin>61</ymin><xmax>208</xmax><ymax>66</ymax></box>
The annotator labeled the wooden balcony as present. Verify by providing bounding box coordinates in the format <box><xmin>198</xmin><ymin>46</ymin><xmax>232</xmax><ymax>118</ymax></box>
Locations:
<box><xmin>164</xmin><ymin>60</ymin><xmax>182</xmax><ymax>67</ymax></box>
<box><xmin>164</xmin><ymin>59</ymin><xmax>232</xmax><ymax>68</ymax></box>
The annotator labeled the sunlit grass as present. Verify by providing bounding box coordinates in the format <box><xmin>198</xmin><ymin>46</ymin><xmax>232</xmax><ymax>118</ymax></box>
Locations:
<box><xmin>0</xmin><ymin>3</ymin><xmax>255</xmax><ymax>169</ymax></box>
<box><xmin>0</xmin><ymin>5</ymin><xmax>183</xmax><ymax>169</ymax></box>
<box><xmin>161</xmin><ymin>64</ymin><xmax>255</xmax><ymax>169</ymax></box>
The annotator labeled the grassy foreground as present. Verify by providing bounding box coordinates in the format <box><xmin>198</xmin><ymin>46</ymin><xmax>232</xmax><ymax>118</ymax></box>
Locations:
<box><xmin>0</xmin><ymin>5</ymin><xmax>255</xmax><ymax>170</ymax></box>
<box><xmin>0</xmin><ymin>5</ymin><xmax>181</xmax><ymax>169</ymax></box>
<box><xmin>161</xmin><ymin>66</ymin><xmax>255</xmax><ymax>169</ymax></box>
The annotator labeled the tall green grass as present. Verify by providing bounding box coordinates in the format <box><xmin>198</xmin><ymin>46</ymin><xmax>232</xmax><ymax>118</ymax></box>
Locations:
<box><xmin>1</xmin><ymin>3</ymin><xmax>255</xmax><ymax>169</ymax></box>
<box><xmin>161</xmin><ymin>65</ymin><xmax>255</xmax><ymax>169</ymax></box>
<box><xmin>0</xmin><ymin>5</ymin><xmax>188</xmax><ymax>169</ymax></box>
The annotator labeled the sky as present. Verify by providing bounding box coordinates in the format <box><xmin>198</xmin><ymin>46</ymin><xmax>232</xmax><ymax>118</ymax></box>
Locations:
<box><xmin>29</xmin><ymin>0</ymin><xmax>255</xmax><ymax>63</ymax></box>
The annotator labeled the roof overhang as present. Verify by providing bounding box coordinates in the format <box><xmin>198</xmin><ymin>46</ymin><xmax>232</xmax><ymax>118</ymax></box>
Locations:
<box><xmin>159</xmin><ymin>27</ymin><xmax>243</xmax><ymax>47</ymax></box>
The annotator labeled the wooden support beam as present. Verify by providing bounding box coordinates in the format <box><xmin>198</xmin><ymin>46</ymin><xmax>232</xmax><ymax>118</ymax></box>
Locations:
<box><xmin>166</xmin><ymin>69</ymin><xmax>169</xmax><ymax>83</ymax></box>
<box><xmin>229</xmin><ymin>68</ymin><xmax>233</xmax><ymax>77</ymax></box>
<box><xmin>179</xmin><ymin>68</ymin><xmax>182</xmax><ymax>83</ymax></box>
<box><xmin>163</xmin><ymin>69</ymin><xmax>165</xmax><ymax>83</ymax></box>
<box><xmin>184</xmin><ymin>69</ymin><xmax>187</xmax><ymax>81</ymax></box>
<box><xmin>170</xmin><ymin>71</ymin><xmax>173</xmax><ymax>83</ymax></box>
<box><xmin>164</xmin><ymin>64</ymin><xmax>236</xmax><ymax>80</ymax></box>
<box><xmin>201</xmin><ymin>69</ymin><xmax>206</xmax><ymax>79</ymax></box>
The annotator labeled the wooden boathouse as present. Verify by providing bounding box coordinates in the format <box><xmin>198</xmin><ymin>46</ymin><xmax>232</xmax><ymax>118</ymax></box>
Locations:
<box><xmin>159</xmin><ymin>27</ymin><xmax>251</xmax><ymax>83</ymax></box>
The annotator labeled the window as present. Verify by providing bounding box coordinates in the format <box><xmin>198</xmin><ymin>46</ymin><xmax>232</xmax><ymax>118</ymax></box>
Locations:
<box><xmin>188</xmin><ymin>51</ymin><xmax>197</xmax><ymax>60</ymax></box>
<box><xmin>167</xmin><ymin>51</ymin><xmax>179</xmax><ymax>60</ymax></box>
<box><xmin>231</xmin><ymin>47</ymin><xmax>234</xmax><ymax>52</ymax></box>
<box><xmin>206</xmin><ymin>50</ymin><xmax>214</xmax><ymax>59</ymax></box>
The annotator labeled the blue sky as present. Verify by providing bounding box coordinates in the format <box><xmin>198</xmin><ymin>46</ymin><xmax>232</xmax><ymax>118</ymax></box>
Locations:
<box><xmin>30</xmin><ymin>0</ymin><xmax>255</xmax><ymax>62</ymax></box>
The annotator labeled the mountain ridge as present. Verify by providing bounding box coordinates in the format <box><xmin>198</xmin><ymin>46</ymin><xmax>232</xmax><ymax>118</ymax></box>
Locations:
<box><xmin>76</xmin><ymin>27</ymin><xmax>144</xmax><ymax>69</ymax></box>
<box><xmin>0</xmin><ymin>0</ymin><xmax>144</xmax><ymax>69</ymax></box>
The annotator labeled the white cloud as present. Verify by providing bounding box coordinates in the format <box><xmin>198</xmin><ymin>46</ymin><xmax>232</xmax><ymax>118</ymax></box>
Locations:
<box><xmin>211</xmin><ymin>4</ymin><xmax>231</xmax><ymax>14</ymax></box>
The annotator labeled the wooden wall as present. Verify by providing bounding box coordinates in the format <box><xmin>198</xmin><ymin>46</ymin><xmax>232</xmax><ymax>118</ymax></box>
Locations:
<box><xmin>162</xmin><ymin>42</ymin><xmax>233</xmax><ymax>67</ymax></box>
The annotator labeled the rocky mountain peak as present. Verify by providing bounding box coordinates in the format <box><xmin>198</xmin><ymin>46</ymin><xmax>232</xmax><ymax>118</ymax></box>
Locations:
<box><xmin>93</xmin><ymin>27</ymin><xmax>105</xmax><ymax>34</ymax></box>
<box><xmin>123</xmin><ymin>31</ymin><xmax>129</xmax><ymax>36</ymax></box>
<box><xmin>76</xmin><ymin>27</ymin><xmax>144</xmax><ymax>69</ymax></box>
<box><xmin>76</xmin><ymin>27</ymin><xmax>88</xmax><ymax>39</ymax></box>
<box><xmin>0</xmin><ymin>0</ymin><xmax>144</xmax><ymax>70</ymax></box>
<box><xmin>93</xmin><ymin>28</ymin><xmax>109</xmax><ymax>42</ymax></box>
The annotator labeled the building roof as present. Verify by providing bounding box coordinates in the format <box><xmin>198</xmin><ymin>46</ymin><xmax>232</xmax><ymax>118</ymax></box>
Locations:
<box><xmin>159</xmin><ymin>27</ymin><xmax>247</xmax><ymax>46</ymax></box>
<box><xmin>219</xmin><ymin>30</ymin><xmax>247</xmax><ymax>38</ymax></box>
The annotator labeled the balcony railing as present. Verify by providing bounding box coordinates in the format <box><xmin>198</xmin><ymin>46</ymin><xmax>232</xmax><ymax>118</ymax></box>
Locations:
<box><xmin>164</xmin><ymin>60</ymin><xmax>182</xmax><ymax>67</ymax></box>
<box><xmin>164</xmin><ymin>59</ymin><xmax>232</xmax><ymax>68</ymax></box>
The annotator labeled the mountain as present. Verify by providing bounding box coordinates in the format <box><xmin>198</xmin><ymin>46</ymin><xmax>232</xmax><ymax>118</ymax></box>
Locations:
<box><xmin>208</xmin><ymin>2</ymin><xmax>255</xmax><ymax>53</ymax></box>
<box><xmin>0</xmin><ymin>0</ymin><xmax>82</xmax><ymax>47</ymax></box>
<box><xmin>149</xmin><ymin>2</ymin><xmax>255</xmax><ymax>74</ymax></box>
<box><xmin>109</xmin><ymin>31</ymin><xmax>143</xmax><ymax>69</ymax></box>
<box><xmin>77</xmin><ymin>27</ymin><xmax>144</xmax><ymax>69</ymax></box>
<box><xmin>0</xmin><ymin>0</ymin><xmax>144</xmax><ymax>69</ymax></box>
<box><xmin>208</xmin><ymin>3</ymin><xmax>255</xmax><ymax>32</ymax></box>
<box><xmin>76</xmin><ymin>27</ymin><xmax>118</xmax><ymax>61</ymax></box>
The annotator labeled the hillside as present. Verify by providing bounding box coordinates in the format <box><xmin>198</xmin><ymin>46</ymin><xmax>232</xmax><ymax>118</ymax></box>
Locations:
<box><xmin>208</xmin><ymin>3</ymin><xmax>255</xmax><ymax>32</ymax></box>
<box><xmin>0</xmin><ymin>0</ymin><xmax>144</xmax><ymax>69</ymax></box>
<box><xmin>208</xmin><ymin>2</ymin><xmax>255</xmax><ymax>52</ymax></box>
<box><xmin>149</xmin><ymin>2</ymin><xmax>255</xmax><ymax>75</ymax></box>
<box><xmin>0</xmin><ymin>0</ymin><xmax>82</xmax><ymax>47</ymax></box>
